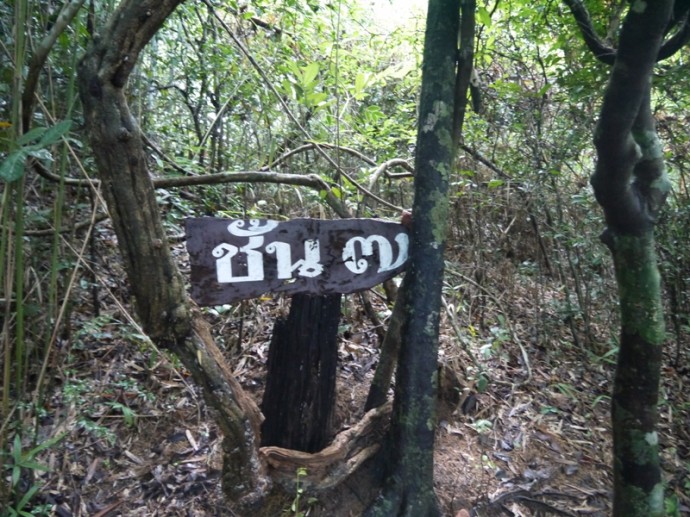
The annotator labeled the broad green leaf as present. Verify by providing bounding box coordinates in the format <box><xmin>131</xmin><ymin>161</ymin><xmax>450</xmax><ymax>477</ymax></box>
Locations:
<box><xmin>536</xmin><ymin>83</ymin><xmax>552</xmax><ymax>97</ymax></box>
<box><xmin>17</xmin><ymin>126</ymin><xmax>48</xmax><ymax>146</ymax></box>
<box><xmin>27</xmin><ymin>147</ymin><xmax>53</xmax><ymax>162</ymax></box>
<box><xmin>25</xmin><ymin>432</ymin><xmax>67</xmax><ymax>457</ymax></box>
<box><xmin>0</xmin><ymin>148</ymin><xmax>29</xmax><ymax>182</ymax></box>
<box><xmin>16</xmin><ymin>460</ymin><xmax>48</xmax><ymax>472</ymax></box>
<box><xmin>477</xmin><ymin>6</ymin><xmax>492</xmax><ymax>27</ymax></box>
<box><xmin>487</xmin><ymin>179</ymin><xmax>504</xmax><ymax>189</ymax></box>
<box><xmin>301</xmin><ymin>62</ymin><xmax>320</xmax><ymax>86</ymax></box>
<box><xmin>38</xmin><ymin>120</ymin><xmax>72</xmax><ymax>147</ymax></box>
<box><xmin>354</xmin><ymin>72</ymin><xmax>368</xmax><ymax>99</ymax></box>
<box><xmin>305</xmin><ymin>92</ymin><xmax>328</xmax><ymax>107</ymax></box>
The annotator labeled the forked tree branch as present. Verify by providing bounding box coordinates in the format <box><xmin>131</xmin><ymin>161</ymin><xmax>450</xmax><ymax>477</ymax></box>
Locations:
<box><xmin>563</xmin><ymin>0</ymin><xmax>690</xmax><ymax>64</ymax></box>
<box><xmin>562</xmin><ymin>0</ymin><xmax>616</xmax><ymax>65</ymax></box>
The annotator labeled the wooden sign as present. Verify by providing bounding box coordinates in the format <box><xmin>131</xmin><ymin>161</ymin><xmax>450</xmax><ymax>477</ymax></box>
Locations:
<box><xmin>185</xmin><ymin>218</ymin><xmax>409</xmax><ymax>306</ymax></box>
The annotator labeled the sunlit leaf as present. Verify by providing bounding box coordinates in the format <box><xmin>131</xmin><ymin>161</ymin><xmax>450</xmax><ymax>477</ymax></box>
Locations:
<box><xmin>477</xmin><ymin>6</ymin><xmax>492</xmax><ymax>27</ymax></box>
<box><xmin>301</xmin><ymin>62</ymin><xmax>320</xmax><ymax>86</ymax></box>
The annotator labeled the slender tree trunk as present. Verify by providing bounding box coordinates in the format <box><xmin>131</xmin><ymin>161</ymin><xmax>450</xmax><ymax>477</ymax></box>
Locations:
<box><xmin>365</xmin><ymin>0</ymin><xmax>460</xmax><ymax>514</ymax></box>
<box><xmin>365</xmin><ymin>0</ymin><xmax>475</xmax><ymax>416</ymax></box>
<box><xmin>584</xmin><ymin>4</ymin><xmax>674</xmax><ymax>515</ymax></box>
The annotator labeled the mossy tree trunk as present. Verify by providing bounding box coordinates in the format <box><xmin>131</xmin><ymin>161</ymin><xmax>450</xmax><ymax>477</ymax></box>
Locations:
<box><xmin>565</xmin><ymin>1</ymin><xmax>690</xmax><ymax>515</ymax></box>
<box><xmin>77</xmin><ymin>0</ymin><xmax>269</xmax><ymax>509</ymax></box>
<box><xmin>365</xmin><ymin>1</ymin><xmax>460</xmax><ymax>515</ymax></box>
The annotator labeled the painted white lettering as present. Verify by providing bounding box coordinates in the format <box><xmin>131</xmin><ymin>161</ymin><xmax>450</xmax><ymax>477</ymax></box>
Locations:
<box><xmin>227</xmin><ymin>219</ymin><xmax>278</xmax><ymax>237</ymax></box>
<box><xmin>342</xmin><ymin>233</ymin><xmax>409</xmax><ymax>274</ymax></box>
<box><xmin>213</xmin><ymin>235</ymin><xmax>265</xmax><ymax>283</ymax></box>
<box><xmin>266</xmin><ymin>239</ymin><xmax>324</xmax><ymax>279</ymax></box>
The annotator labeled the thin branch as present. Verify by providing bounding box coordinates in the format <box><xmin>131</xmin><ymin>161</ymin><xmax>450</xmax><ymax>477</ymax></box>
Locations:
<box><xmin>265</xmin><ymin>142</ymin><xmax>379</xmax><ymax>170</ymax></box>
<box><xmin>367</xmin><ymin>159</ymin><xmax>414</xmax><ymax>190</ymax></box>
<box><xmin>143</xmin><ymin>133</ymin><xmax>198</xmax><ymax>176</ymax></box>
<box><xmin>453</xmin><ymin>0</ymin><xmax>476</xmax><ymax>143</ymax></box>
<box><xmin>458</xmin><ymin>142</ymin><xmax>514</xmax><ymax>181</ymax></box>
<box><xmin>153</xmin><ymin>170</ymin><xmax>350</xmax><ymax>218</ymax></box>
<box><xmin>445</xmin><ymin>265</ymin><xmax>532</xmax><ymax>384</ymax></box>
<box><xmin>308</xmin><ymin>141</ymin><xmax>379</xmax><ymax>167</ymax></box>
<box><xmin>260</xmin><ymin>142</ymin><xmax>377</xmax><ymax>171</ymax></box>
<box><xmin>23</xmin><ymin>212</ymin><xmax>109</xmax><ymax>236</ymax></box>
<box><xmin>266</xmin><ymin>142</ymin><xmax>413</xmax><ymax>190</ymax></box>
<box><xmin>658</xmin><ymin>16</ymin><xmax>690</xmax><ymax>60</ymax></box>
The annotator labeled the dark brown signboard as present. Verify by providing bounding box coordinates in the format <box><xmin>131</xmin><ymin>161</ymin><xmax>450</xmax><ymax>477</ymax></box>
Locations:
<box><xmin>185</xmin><ymin>218</ymin><xmax>409</xmax><ymax>306</ymax></box>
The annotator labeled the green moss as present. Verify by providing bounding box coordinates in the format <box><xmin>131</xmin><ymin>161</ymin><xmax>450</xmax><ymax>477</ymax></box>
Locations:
<box><xmin>421</xmin><ymin>101</ymin><xmax>449</xmax><ymax>133</ymax></box>
<box><xmin>437</xmin><ymin>128</ymin><xmax>453</xmax><ymax>157</ymax></box>
<box><xmin>428</xmin><ymin>190</ymin><xmax>449</xmax><ymax>243</ymax></box>
<box><xmin>611</xmin><ymin>233</ymin><xmax>666</xmax><ymax>344</ymax></box>
<box><xmin>617</xmin><ymin>483</ymin><xmax>663</xmax><ymax>517</ymax></box>
<box><xmin>649</xmin><ymin>483</ymin><xmax>664</xmax><ymax>515</ymax></box>
<box><xmin>632</xmin><ymin>129</ymin><xmax>663</xmax><ymax>159</ymax></box>
<box><xmin>628</xmin><ymin>429</ymin><xmax>658</xmax><ymax>465</ymax></box>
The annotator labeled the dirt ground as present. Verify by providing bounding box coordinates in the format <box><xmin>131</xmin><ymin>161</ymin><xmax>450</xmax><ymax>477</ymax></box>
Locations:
<box><xmin>25</xmin><ymin>235</ymin><xmax>690</xmax><ymax>517</ymax></box>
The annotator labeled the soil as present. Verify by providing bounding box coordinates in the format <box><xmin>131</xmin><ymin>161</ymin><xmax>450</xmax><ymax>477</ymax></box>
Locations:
<box><xmin>22</xmin><ymin>228</ymin><xmax>690</xmax><ymax>517</ymax></box>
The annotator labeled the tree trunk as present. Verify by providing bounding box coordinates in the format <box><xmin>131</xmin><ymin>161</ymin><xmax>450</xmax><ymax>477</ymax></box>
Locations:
<box><xmin>76</xmin><ymin>1</ymin><xmax>269</xmax><ymax>509</ymax></box>
<box><xmin>261</xmin><ymin>293</ymin><xmax>341</xmax><ymax>453</ymax></box>
<box><xmin>582</xmin><ymin>3</ymin><xmax>675</xmax><ymax>516</ymax></box>
<box><xmin>365</xmin><ymin>0</ymin><xmax>460</xmax><ymax>514</ymax></box>
<box><xmin>608</xmin><ymin>233</ymin><xmax>664</xmax><ymax>516</ymax></box>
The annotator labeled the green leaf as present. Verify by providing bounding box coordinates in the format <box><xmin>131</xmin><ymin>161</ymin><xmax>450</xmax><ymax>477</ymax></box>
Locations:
<box><xmin>25</xmin><ymin>432</ymin><xmax>67</xmax><ymax>458</ymax></box>
<box><xmin>38</xmin><ymin>120</ymin><xmax>72</xmax><ymax>147</ymax></box>
<box><xmin>17</xmin><ymin>460</ymin><xmax>49</xmax><ymax>472</ymax></box>
<box><xmin>0</xmin><ymin>149</ymin><xmax>29</xmax><ymax>183</ymax></box>
<box><xmin>477</xmin><ymin>6</ymin><xmax>492</xmax><ymax>27</ymax></box>
<box><xmin>26</xmin><ymin>147</ymin><xmax>53</xmax><ymax>162</ymax></box>
<box><xmin>354</xmin><ymin>72</ymin><xmax>370</xmax><ymax>100</ymax></box>
<box><xmin>12</xmin><ymin>465</ymin><xmax>20</xmax><ymax>487</ymax></box>
<box><xmin>487</xmin><ymin>179</ymin><xmax>504</xmax><ymax>189</ymax></box>
<box><xmin>16</xmin><ymin>485</ymin><xmax>40</xmax><ymax>510</ymax></box>
<box><xmin>535</xmin><ymin>83</ymin><xmax>552</xmax><ymax>97</ymax></box>
<box><xmin>17</xmin><ymin>126</ymin><xmax>48</xmax><ymax>146</ymax></box>
<box><xmin>11</xmin><ymin>435</ymin><xmax>22</xmax><ymax>463</ymax></box>
<box><xmin>477</xmin><ymin>374</ymin><xmax>489</xmax><ymax>393</ymax></box>
<box><xmin>305</xmin><ymin>92</ymin><xmax>328</xmax><ymax>107</ymax></box>
<box><xmin>301</xmin><ymin>62</ymin><xmax>319</xmax><ymax>86</ymax></box>
<box><xmin>109</xmin><ymin>402</ymin><xmax>137</xmax><ymax>427</ymax></box>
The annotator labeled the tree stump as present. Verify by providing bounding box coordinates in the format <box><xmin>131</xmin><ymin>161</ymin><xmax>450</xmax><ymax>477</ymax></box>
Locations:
<box><xmin>261</xmin><ymin>293</ymin><xmax>341</xmax><ymax>452</ymax></box>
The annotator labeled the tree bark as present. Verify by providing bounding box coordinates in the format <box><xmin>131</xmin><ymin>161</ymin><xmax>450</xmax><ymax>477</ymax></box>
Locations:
<box><xmin>570</xmin><ymin>2</ymin><xmax>679</xmax><ymax>515</ymax></box>
<box><xmin>261</xmin><ymin>293</ymin><xmax>341</xmax><ymax>453</ymax></box>
<box><xmin>364</xmin><ymin>0</ymin><xmax>460</xmax><ymax>515</ymax></box>
<box><xmin>76</xmin><ymin>1</ymin><xmax>269</xmax><ymax>509</ymax></box>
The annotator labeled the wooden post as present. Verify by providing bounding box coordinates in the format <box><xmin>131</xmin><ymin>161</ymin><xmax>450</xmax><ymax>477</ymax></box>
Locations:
<box><xmin>260</xmin><ymin>293</ymin><xmax>342</xmax><ymax>452</ymax></box>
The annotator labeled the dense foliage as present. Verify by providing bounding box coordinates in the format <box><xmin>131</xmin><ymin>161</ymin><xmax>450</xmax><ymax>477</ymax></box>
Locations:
<box><xmin>1</xmin><ymin>0</ymin><xmax>690</xmax><ymax>514</ymax></box>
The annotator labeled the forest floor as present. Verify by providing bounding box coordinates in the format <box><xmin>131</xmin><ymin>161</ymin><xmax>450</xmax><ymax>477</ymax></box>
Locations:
<box><xmin>28</xmin><ymin>225</ymin><xmax>690</xmax><ymax>517</ymax></box>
